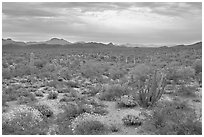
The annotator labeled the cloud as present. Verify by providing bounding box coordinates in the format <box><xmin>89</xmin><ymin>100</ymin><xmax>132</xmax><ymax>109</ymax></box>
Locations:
<box><xmin>2</xmin><ymin>2</ymin><xmax>202</xmax><ymax>45</ymax></box>
<box><xmin>2</xmin><ymin>2</ymin><xmax>58</xmax><ymax>17</ymax></box>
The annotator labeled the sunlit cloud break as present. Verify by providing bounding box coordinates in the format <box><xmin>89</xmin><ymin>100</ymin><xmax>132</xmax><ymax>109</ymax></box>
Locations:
<box><xmin>2</xmin><ymin>2</ymin><xmax>202</xmax><ymax>46</ymax></box>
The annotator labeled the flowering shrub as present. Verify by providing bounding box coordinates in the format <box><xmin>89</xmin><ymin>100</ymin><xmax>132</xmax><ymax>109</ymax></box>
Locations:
<box><xmin>122</xmin><ymin>114</ymin><xmax>142</xmax><ymax>126</ymax></box>
<box><xmin>47</xmin><ymin>91</ymin><xmax>58</xmax><ymax>100</ymax></box>
<box><xmin>33</xmin><ymin>104</ymin><xmax>54</xmax><ymax>118</ymax></box>
<box><xmin>143</xmin><ymin>101</ymin><xmax>202</xmax><ymax>135</ymax></box>
<box><xmin>99</xmin><ymin>84</ymin><xmax>130</xmax><ymax>101</ymax></box>
<box><xmin>193</xmin><ymin>59</ymin><xmax>202</xmax><ymax>75</ymax></box>
<box><xmin>117</xmin><ymin>95</ymin><xmax>137</xmax><ymax>108</ymax></box>
<box><xmin>35</xmin><ymin>90</ymin><xmax>44</xmax><ymax>97</ymax></box>
<box><xmin>71</xmin><ymin>113</ymin><xmax>108</xmax><ymax>135</ymax></box>
<box><xmin>2</xmin><ymin>105</ymin><xmax>48</xmax><ymax>135</ymax></box>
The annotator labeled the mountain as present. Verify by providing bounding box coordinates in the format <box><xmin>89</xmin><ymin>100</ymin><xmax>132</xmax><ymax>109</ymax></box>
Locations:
<box><xmin>44</xmin><ymin>38</ymin><xmax>71</xmax><ymax>45</ymax></box>
<box><xmin>120</xmin><ymin>43</ymin><xmax>159</xmax><ymax>47</ymax></box>
<box><xmin>27</xmin><ymin>38</ymin><xmax>71</xmax><ymax>45</ymax></box>
<box><xmin>172</xmin><ymin>41</ymin><xmax>202</xmax><ymax>49</ymax></box>
<box><xmin>2</xmin><ymin>38</ymin><xmax>26</xmax><ymax>46</ymax></box>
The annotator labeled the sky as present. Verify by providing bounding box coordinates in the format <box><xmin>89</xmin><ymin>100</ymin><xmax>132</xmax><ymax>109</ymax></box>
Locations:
<box><xmin>2</xmin><ymin>2</ymin><xmax>202</xmax><ymax>46</ymax></box>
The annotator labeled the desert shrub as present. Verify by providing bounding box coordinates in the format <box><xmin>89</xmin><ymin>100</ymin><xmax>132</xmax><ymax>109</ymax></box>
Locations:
<box><xmin>80</xmin><ymin>61</ymin><xmax>107</xmax><ymax>79</ymax></box>
<box><xmin>99</xmin><ymin>84</ymin><xmax>130</xmax><ymax>101</ymax></box>
<box><xmin>59</xmin><ymin>96</ymin><xmax>71</xmax><ymax>102</ymax></box>
<box><xmin>143</xmin><ymin>101</ymin><xmax>202</xmax><ymax>135</ymax></box>
<box><xmin>14</xmin><ymin>57</ymin><xmax>24</xmax><ymax>64</ymax></box>
<box><xmin>129</xmin><ymin>64</ymin><xmax>153</xmax><ymax>83</ymax></box>
<box><xmin>174</xmin><ymin>85</ymin><xmax>197</xmax><ymax>97</ymax></box>
<box><xmin>59</xmin><ymin>68</ymin><xmax>72</xmax><ymax>80</ymax></box>
<box><xmin>60</xmin><ymin>102</ymin><xmax>84</xmax><ymax>119</ymax></box>
<box><xmin>137</xmin><ymin>71</ymin><xmax>166</xmax><ymax>108</ymax></box>
<box><xmin>3</xmin><ymin>88</ymin><xmax>36</xmax><ymax>102</ymax></box>
<box><xmin>88</xmin><ymin>85</ymin><xmax>103</xmax><ymax>96</ymax></box>
<box><xmin>2</xmin><ymin>88</ymin><xmax>19</xmax><ymax>102</ymax></box>
<box><xmin>176</xmin><ymin>66</ymin><xmax>195</xmax><ymax>82</ymax></box>
<box><xmin>71</xmin><ymin>113</ymin><xmax>108</xmax><ymax>135</ymax></box>
<box><xmin>65</xmin><ymin>80</ymin><xmax>79</xmax><ymax>88</ymax></box>
<box><xmin>174</xmin><ymin>117</ymin><xmax>202</xmax><ymax>135</ymax></box>
<box><xmin>109</xmin><ymin>124</ymin><xmax>120</xmax><ymax>132</ymax></box>
<box><xmin>108</xmin><ymin>66</ymin><xmax>126</xmax><ymax>80</ymax></box>
<box><xmin>117</xmin><ymin>95</ymin><xmax>137</xmax><ymax>108</ymax></box>
<box><xmin>2</xmin><ymin>61</ymin><xmax>9</xmax><ymax>68</ymax></box>
<box><xmin>2</xmin><ymin>68</ymin><xmax>12</xmax><ymax>79</ymax></box>
<box><xmin>34</xmin><ymin>59</ymin><xmax>47</xmax><ymax>69</ymax></box>
<box><xmin>47</xmin><ymin>91</ymin><xmax>58</xmax><ymax>100</ymax></box>
<box><xmin>58</xmin><ymin>88</ymin><xmax>71</xmax><ymax>93</ymax></box>
<box><xmin>92</xmin><ymin>107</ymin><xmax>109</xmax><ymax>115</ymax></box>
<box><xmin>35</xmin><ymin>90</ymin><xmax>44</xmax><ymax>97</ymax></box>
<box><xmin>42</xmin><ymin>63</ymin><xmax>56</xmax><ymax>72</ymax></box>
<box><xmin>55</xmin><ymin>115</ymin><xmax>73</xmax><ymax>135</ymax></box>
<box><xmin>46</xmin><ymin>80</ymin><xmax>59</xmax><ymax>88</ymax></box>
<box><xmin>193</xmin><ymin>59</ymin><xmax>202</xmax><ymax>75</ymax></box>
<box><xmin>17</xmin><ymin>94</ymin><xmax>37</xmax><ymax>105</ymax></box>
<box><xmin>13</xmin><ymin>65</ymin><xmax>39</xmax><ymax>77</ymax></box>
<box><xmin>2</xmin><ymin>105</ymin><xmax>48</xmax><ymax>135</ymax></box>
<box><xmin>74</xmin><ymin>120</ymin><xmax>108</xmax><ymax>135</ymax></box>
<box><xmin>166</xmin><ymin>66</ymin><xmax>195</xmax><ymax>84</ymax></box>
<box><xmin>33</xmin><ymin>104</ymin><xmax>54</xmax><ymax>118</ymax></box>
<box><xmin>122</xmin><ymin>114</ymin><xmax>142</xmax><ymax>126</ymax></box>
<box><xmin>195</xmin><ymin>72</ymin><xmax>202</xmax><ymax>86</ymax></box>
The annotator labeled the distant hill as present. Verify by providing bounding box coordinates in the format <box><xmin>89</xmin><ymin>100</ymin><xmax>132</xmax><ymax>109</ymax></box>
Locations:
<box><xmin>27</xmin><ymin>38</ymin><xmax>71</xmax><ymax>45</ymax></box>
<box><xmin>2</xmin><ymin>38</ymin><xmax>201</xmax><ymax>50</ymax></box>
<box><xmin>171</xmin><ymin>42</ymin><xmax>202</xmax><ymax>49</ymax></box>
<box><xmin>2</xmin><ymin>38</ymin><xmax>26</xmax><ymax>46</ymax></box>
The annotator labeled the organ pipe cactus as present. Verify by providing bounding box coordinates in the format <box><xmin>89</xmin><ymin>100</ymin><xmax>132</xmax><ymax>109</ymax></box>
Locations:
<box><xmin>138</xmin><ymin>70</ymin><xmax>166</xmax><ymax>108</ymax></box>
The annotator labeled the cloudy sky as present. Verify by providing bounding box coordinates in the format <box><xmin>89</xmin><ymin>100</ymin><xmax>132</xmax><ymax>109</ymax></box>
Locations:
<box><xmin>2</xmin><ymin>2</ymin><xmax>202</xmax><ymax>45</ymax></box>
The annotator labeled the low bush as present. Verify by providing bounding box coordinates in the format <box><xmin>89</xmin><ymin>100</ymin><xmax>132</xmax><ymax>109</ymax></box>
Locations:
<box><xmin>55</xmin><ymin>116</ymin><xmax>73</xmax><ymax>135</ymax></box>
<box><xmin>143</xmin><ymin>101</ymin><xmax>202</xmax><ymax>135</ymax></box>
<box><xmin>46</xmin><ymin>80</ymin><xmax>59</xmax><ymax>88</ymax></box>
<box><xmin>59</xmin><ymin>68</ymin><xmax>72</xmax><ymax>80</ymax></box>
<box><xmin>3</xmin><ymin>88</ymin><xmax>36</xmax><ymax>103</ymax></box>
<box><xmin>108</xmin><ymin>66</ymin><xmax>126</xmax><ymax>80</ymax></box>
<box><xmin>35</xmin><ymin>90</ymin><xmax>44</xmax><ymax>97</ymax></box>
<box><xmin>129</xmin><ymin>64</ymin><xmax>153</xmax><ymax>83</ymax></box>
<box><xmin>99</xmin><ymin>84</ymin><xmax>130</xmax><ymax>101</ymax></box>
<box><xmin>2</xmin><ymin>68</ymin><xmax>12</xmax><ymax>79</ymax></box>
<box><xmin>71</xmin><ymin>113</ymin><xmax>108</xmax><ymax>135</ymax></box>
<box><xmin>2</xmin><ymin>105</ymin><xmax>48</xmax><ymax>135</ymax></box>
<box><xmin>117</xmin><ymin>95</ymin><xmax>137</xmax><ymax>108</ymax></box>
<box><xmin>47</xmin><ymin>91</ymin><xmax>58</xmax><ymax>100</ymax></box>
<box><xmin>13</xmin><ymin>65</ymin><xmax>39</xmax><ymax>77</ymax></box>
<box><xmin>65</xmin><ymin>80</ymin><xmax>79</xmax><ymax>88</ymax></box>
<box><xmin>60</xmin><ymin>102</ymin><xmax>84</xmax><ymax>120</ymax></box>
<box><xmin>174</xmin><ymin>85</ymin><xmax>197</xmax><ymax>97</ymax></box>
<box><xmin>193</xmin><ymin>59</ymin><xmax>202</xmax><ymax>75</ymax></box>
<box><xmin>34</xmin><ymin>59</ymin><xmax>47</xmax><ymax>69</ymax></box>
<box><xmin>17</xmin><ymin>94</ymin><xmax>37</xmax><ymax>105</ymax></box>
<box><xmin>122</xmin><ymin>114</ymin><xmax>142</xmax><ymax>126</ymax></box>
<box><xmin>74</xmin><ymin>120</ymin><xmax>108</xmax><ymax>135</ymax></box>
<box><xmin>109</xmin><ymin>124</ymin><xmax>120</xmax><ymax>132</ymax></box>
<box><xmin>33</xmin><ymin>104</ymin><xmax>54</xmax><ymax>118</ymax></box>
<box><xmin>92</xmin><ymin>107</ymin><xmax>109</xmax><ymax>115</ymax></box>
<box><xmin>166</xmin><ymin>66</ymin><xmax>195</xmax><ymax>84</ymax></box>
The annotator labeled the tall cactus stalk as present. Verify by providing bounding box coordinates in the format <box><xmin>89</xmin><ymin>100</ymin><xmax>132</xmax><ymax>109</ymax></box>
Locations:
<box><xmin>138</xmin><ymin>70</ymin><xmax>166</xmax><ymax>108</ymax></box>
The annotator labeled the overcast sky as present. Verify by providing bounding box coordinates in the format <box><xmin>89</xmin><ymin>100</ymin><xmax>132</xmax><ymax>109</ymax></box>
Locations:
<box><xmin>2</xmin><ymin>2</ymin><xmax>202</xmax><ymax>45</ymax></box>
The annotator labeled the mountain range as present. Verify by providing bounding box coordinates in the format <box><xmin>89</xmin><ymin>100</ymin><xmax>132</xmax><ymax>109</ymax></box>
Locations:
<box><xmin>3</xmin><ymin>38</ymin><xmax>71</xmax><ymax>46</ymax></box>
<box><xmin>2</xmin><ymin>38</ymin><xmax>202</xmax><ymax>48</ymax></box>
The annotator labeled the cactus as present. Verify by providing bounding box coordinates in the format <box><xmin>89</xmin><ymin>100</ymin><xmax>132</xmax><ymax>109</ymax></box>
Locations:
<box><xmin>138</xmin><ymin>70</ymin><xmax>166</xmax><ymax>108</ymax></box>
